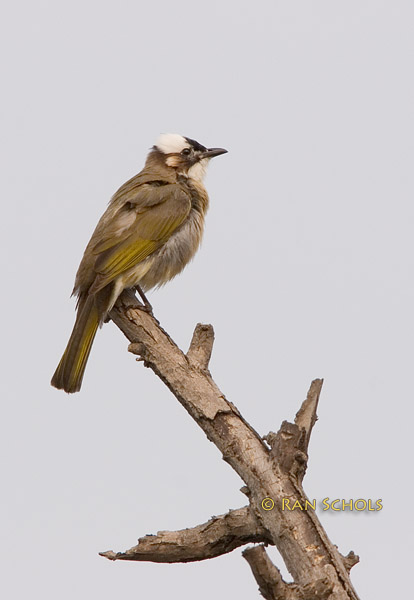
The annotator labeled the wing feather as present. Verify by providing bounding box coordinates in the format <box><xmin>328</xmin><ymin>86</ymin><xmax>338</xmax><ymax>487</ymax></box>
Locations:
<box><xmin>87</xmin><ymin>183</ymin><xmax>191</xmax><ymax>292</ymax></box>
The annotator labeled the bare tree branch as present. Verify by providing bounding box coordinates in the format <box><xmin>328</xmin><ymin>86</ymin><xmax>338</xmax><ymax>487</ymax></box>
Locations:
<box><xmin>106</xmin><ymin>290</ymin><xmax>361</xmax><ymax>599</ymax></box>
<box><xmin>100</xmin><ymin>507</ymin><xmax>271</xmax><ymax>563</ymax></box>
<box><xmin>243</xmin><ymin>545</ymin><xmax>299</xmax><ymax>600</ymax></box>
<box><xmin>263</xmin><ymin>379</ymin><xmax>323</xmax><ymax>483</ymax></box>
<box><xmin>186</xmin><ymin>323</ymin><xmax>214</xmax><ymax>370</ymax></box>
<box><xmin>294</xmin><ymin>378</ymin><xmax>323</xmax><ymax>452</ymax></box>
<box><xmin>243</xmin><ymin>545</ymin><xmax>336</xmax><ymax>600</ymax></box>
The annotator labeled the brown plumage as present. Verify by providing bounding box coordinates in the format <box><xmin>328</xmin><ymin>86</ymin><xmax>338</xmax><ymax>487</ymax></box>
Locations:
<box><xmin>51</xmin><ymin>134</ymin><xmax>227</xmax><ymax>393</ymax></box>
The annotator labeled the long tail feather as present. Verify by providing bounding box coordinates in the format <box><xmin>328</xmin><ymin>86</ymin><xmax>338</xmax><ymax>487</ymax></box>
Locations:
<box><xmin>51</xmin><ymin>296</ymin><xmax>99</xmax><ymax>393</ymax></box>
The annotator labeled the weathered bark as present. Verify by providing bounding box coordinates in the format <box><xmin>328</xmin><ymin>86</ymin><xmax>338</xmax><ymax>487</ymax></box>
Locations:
<box><xmin>100</xmin><ymin>290</ymin><xmax>360</xmax><ymax>600</ymax></box>
<box><xmin>242</xmin><ymin>545</ymin><xmax>334</xmax><ymax>600</ymax></box>
<box><xmin>100</xmin><ymin>507</ymin><xmax>271</xmax><ymax>563</ymax></box>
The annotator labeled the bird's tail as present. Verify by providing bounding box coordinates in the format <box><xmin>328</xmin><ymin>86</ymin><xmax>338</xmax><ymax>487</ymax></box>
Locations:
<box><xmin>51</xmin><ymin>296</ymin><xmax>100</xmax><ymax>393</ymax></box>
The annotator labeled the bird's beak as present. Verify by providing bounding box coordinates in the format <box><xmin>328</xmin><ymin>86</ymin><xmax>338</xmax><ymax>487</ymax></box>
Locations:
<box><xmin>202</xmin><ymin>147</ymin><xmax>228</xmax><ymax>159</ymax></box>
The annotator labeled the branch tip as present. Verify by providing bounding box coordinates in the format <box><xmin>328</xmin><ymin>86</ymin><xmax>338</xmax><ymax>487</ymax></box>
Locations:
<box><xmin>186</xmin><ymin>323</ymin><xmax>214</xmax><ymax>370</ymax></box>
<box><xmin>294</xmin><ymin>379</ymin><xmax>324</xmax><ymax>451</ymax></box>
<box><xmin>99</xmin><ymin>550</ymin><xmax>119</xmax><ymax>561</ymax></box>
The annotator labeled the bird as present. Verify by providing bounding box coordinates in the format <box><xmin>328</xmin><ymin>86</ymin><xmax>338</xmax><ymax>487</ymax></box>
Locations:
<box><xmin>51</xmin><ymin>134</ymin><xmax>227</xmax><ymax>393</ymax></box>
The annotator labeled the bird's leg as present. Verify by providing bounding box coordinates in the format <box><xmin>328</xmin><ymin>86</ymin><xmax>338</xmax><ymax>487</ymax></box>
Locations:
<box><xmin>134</xmin><ymin>285</ymin><xmax>153</xmax><ymax>314</ymax></box>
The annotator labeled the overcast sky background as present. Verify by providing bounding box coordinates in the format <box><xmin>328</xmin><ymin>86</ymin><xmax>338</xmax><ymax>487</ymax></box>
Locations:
<box><xmin>1</xmin><ymin>1</ymin><xmax>413</xmax><ymax>598</ymax></box>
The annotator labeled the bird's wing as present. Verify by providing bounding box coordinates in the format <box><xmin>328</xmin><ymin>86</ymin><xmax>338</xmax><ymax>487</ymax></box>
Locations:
<box><xmin>88</xmin><ymin>183</ymin><xmax>191</xmax><ymax>292</ymax></box>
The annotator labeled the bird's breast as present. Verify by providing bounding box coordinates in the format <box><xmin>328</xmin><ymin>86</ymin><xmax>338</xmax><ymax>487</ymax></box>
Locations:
<box><xmin>132</xmin><ymin>179</ymin><xmax>209</xmax><ymax>291</ymax></box>
<box><xmin>138</xmin><ymin>207</ymin><xmax>206</xmax><ymax>290</ymax></box>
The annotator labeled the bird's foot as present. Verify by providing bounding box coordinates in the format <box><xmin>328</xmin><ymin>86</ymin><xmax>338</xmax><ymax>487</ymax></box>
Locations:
<box><xmin>134</xmin><ymin>285</ymin><xmax>153</xmax><ymax>315</ymax></box>
<box><xmin>135</xmin><ymin>302</ymin><xmax>153</xmax><ymax>315</ymax></box>
<box><xmin>124</xmin><ymin>302</ymin><xmax>155</xmax><ymax>320</ymax></box>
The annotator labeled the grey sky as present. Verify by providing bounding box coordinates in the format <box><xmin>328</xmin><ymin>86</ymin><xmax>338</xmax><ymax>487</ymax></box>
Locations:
<box><xmin>2</xmin><ymin>1</ymin><xmax>413</xmax><ymax>598</ymax></box>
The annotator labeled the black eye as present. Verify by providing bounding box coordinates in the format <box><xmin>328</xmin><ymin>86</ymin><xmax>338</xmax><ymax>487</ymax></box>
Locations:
<box><xmin>181</xmin><ymin>148</ymin><xmax>191</xmax><ymax>156</ymax></box>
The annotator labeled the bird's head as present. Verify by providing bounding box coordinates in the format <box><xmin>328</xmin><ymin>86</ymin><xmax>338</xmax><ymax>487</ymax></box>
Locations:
<box><xmin>151</xmin><ymin>134</ymin><xmax>227</xmax><ymax>182</ymax></box>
